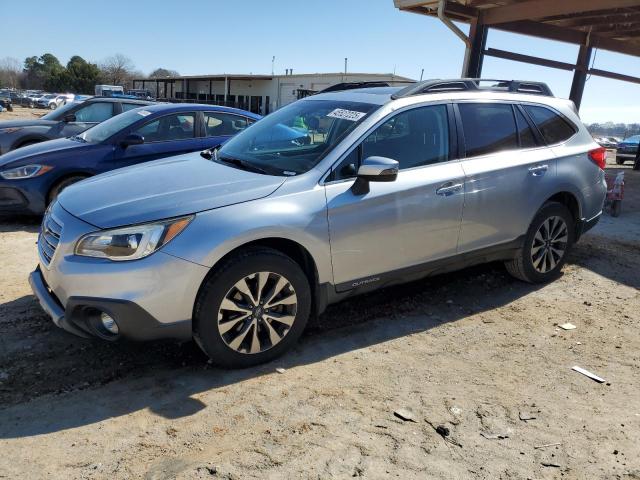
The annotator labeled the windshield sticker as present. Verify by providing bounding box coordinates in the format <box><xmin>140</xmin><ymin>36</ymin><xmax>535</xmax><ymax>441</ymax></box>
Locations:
<box><xmin>326</xmin><ymin>108</ymin><xmax>366</xmax><ymax>122</ymax></box>
<box><xmin>137</xmin><ymin>110</ymin><xmax>152</xmax><ymax>117</ymax></box>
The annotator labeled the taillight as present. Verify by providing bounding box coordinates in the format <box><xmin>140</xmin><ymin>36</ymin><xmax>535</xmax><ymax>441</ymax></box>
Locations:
<box><xmin>588</xmin><ymin>147</ymin><xmax>607</xmax><ymax>170</ymax></box>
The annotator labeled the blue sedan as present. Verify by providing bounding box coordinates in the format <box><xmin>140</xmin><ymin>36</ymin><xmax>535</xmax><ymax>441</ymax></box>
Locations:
<box><xmin>0</xmin><ymin>104</ymin><xmax>261</xmax><ymax>215</ymax></box>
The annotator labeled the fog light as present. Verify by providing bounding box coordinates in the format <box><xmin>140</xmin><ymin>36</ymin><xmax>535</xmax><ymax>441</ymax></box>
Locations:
<box><xmin>100</xmin><ymin>312</ymin><xmax>119</xmax><ymax>334</ymax></box>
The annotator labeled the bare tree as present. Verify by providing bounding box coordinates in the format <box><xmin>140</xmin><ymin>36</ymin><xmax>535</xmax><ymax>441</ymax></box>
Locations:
<box><xmin>0</xmin><ymin>57</ymin><xmax>22</xmax><ymax>88</ymax></box>
<box><xmin>99</xmin><ymin>54</ymin><xmax>135</xmax><ymax>86</ymax></box>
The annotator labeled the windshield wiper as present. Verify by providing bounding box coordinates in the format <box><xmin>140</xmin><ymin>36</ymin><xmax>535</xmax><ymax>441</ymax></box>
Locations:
<box><xmin>217</xmin><ymin>155</ymin><xmax>268</xmax><ymax>174</ymax></box>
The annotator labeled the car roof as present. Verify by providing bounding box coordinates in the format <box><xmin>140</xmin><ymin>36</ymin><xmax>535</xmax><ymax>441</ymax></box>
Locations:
<box><xmin>133</xmin><ymin>102</ymin><xmax>261</xmax><ymax>118</ymax></box>
<box><xmin>307</xmin><ymin>85</ymin><xmax>569</xmax><ymax>110</ymax></box>
<box><xmin>89</xmin><ymin>96</ymin><xmax>153</xmax><ymax>105</ymax></box>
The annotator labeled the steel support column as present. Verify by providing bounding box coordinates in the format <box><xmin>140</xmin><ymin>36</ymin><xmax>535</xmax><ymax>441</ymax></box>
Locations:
<box><xmin>569</xmin><ymin>45</ymin><xmax>593</xmax><ymax>110</ymax></box>
<box><xmin>465</xmin><ymin>19</ymin><xmax>488</xmax><ymax>78</ymax></box>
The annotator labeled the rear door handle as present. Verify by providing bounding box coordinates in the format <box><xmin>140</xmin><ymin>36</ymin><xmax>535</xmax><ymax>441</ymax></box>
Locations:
<box><xmin>528</xmin><ymin>164</ymin><xmax>548</xmax><ymax>176</ymax></box>
<box><xmin>436</xmin><ymin>182</ymin><xmax>464</xmax><ymax>196</ymax></box>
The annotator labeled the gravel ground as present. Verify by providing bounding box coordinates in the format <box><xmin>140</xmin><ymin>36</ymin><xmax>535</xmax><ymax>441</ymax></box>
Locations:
<box><xmin>0</xmin><ymin>154</ymin><xmax>638</xmax><ymax>479</ymax></box>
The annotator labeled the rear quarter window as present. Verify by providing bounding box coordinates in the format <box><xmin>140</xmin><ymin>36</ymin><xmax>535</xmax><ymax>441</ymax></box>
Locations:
<box><xmin>523</xmin><ymin>105</ymin><xmax>576</xmax><ymax>145</ymax></box>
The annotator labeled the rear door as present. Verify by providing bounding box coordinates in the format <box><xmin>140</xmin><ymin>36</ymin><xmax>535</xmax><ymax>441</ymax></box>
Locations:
<box><xmin>325</xmin><ymin>103</ymin><xmax>465</xmax><ymax>289</ymax></box>
<box><xmin>456</xmin><ymin>101</ymin><xmax>557</xmax><ymax>253</ymax></box>
<box><xmin>111</xmin><ymin>111</ymin><xmax>203</xmax><ymax>168</ymax></box>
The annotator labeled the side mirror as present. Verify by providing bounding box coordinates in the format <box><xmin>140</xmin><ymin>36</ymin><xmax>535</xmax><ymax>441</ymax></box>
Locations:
<box><xmin>351</xmin><ymin>156</ymin><xmax>399</xmax><ymax>195</ymax></box>
<box><xmin>63</xmin><ymin>113</ymin><xmax>76</xmax><ymax>123</ymax></box>
<box><xmin>120</xmin><ymin>133</ymin><xmax>144</xmax><ymax>148</ymax></box>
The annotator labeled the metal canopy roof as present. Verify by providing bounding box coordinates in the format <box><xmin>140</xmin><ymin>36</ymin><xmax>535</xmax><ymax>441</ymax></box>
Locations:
<box><xmin>394</xmin><ymin>0</ymin><xmax>640</xmax><ymax>57</ymax></box>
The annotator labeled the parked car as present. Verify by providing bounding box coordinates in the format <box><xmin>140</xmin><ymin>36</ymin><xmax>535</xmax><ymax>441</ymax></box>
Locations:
<box><xmin>0</xmin><ymin>103</ymin><xmax>259</xmax><ymax>215</ymax></box>
<box><xmin>21</xmin><ymin>92</ymin><xmax>45</xmax><ymax>108</ymax></box>
<box><xmin>0</xmin><ymin>93</ymin><xmax>13</xmax><ymax>112</ymax></box>
<box><xmin>594</xmin><ymin>136</ymin><xmax>617</xmax><ymax>149</ymax></box>
<box><xmin>28</xmin><ymin>79</ymin><xmax>607</xmax><ymax>368</ymax></box>
<box><xmin>126</xmin><ymin>89</ymin><xmax>155</xmax><ymax>100</ymax></box>
<box><xmin>0</xmin><ymin>96</ymin><xmax>153</xmax><ymax>155</ymax></box>
<box><xmin>615</xmin><ymin>135</ymin><xmax>639</xmax><ymax>164</ymax></box>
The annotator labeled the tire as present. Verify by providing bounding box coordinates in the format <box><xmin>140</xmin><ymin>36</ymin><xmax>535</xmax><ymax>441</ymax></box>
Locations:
<box><xmin>193</xmin><ymin>247</ymin><xmax>311</xmax><ymax>368</ymax></box>
<box><xmin>49</xmin><ymin>103</ymin><xmax>56</xmax><ymax>110</ymax></box>
<box><xmin>505</xmin><ymin>202</ymin><xmax>575</xmax><ymax>283</ymax></box>
<box><xmin>47</xmin><ymin>175</ymin><xmax>87</xmax><ymax>205</ymax></box>
<box><xmin>616</xmin><ymin>157</ymin><xmax>625</xmax><ymax>165</ymax></box>
<box><xmin>611</xmin><ymin>200</ymin><xmax>622</xmax><ymax>218</ymax></box>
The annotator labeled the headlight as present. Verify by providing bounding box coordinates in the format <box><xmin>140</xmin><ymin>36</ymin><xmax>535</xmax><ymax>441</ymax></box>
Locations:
<box><xmin>0</xmin><ymin>164</ymin><xmax>53</xmax><ymax>180</ymax></box>
<box><xmin>75</xmin><ymin>216</ymin><xmax>193</xmax><ymax>261</ymax></box>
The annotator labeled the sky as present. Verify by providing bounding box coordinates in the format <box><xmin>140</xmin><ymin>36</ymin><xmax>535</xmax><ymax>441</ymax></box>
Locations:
<box><xmin>2</xmin><ymin>0</ymin><xmax>640</xmax><ymax>123</ymax></box>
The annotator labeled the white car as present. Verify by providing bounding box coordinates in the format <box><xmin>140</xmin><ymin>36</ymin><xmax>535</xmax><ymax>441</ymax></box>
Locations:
<box><xmin>37</xmin><ymin>94</ymin><xmax>75</xmax><ymax>110</ymax></box>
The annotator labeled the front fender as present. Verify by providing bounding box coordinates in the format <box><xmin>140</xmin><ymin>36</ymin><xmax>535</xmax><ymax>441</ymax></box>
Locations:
<box><xmin>162</xmin><ymin>186</ymin><xmax>333</xmax><ymax>284</ymax></box>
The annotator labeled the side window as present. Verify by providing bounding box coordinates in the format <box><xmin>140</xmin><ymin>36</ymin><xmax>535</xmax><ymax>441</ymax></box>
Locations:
<box><xmin>122</xmin><ymin>103</ymin><xmax>143</xmax><ymax>112</ymax></box>
<box><xmin>514</xmin><ymin>107</ymin><xmax>537</xmax><ymax>149</ymax></box>
<box><xmin>361</xmin><ymin>104</ymin><xmax>449</xmax><ymax>170</ymax></box>
<box><xmin>459</xmin><ymin>103</ymin><xmax>518</xmax><ymax>157</ymax></box>
<box><xmin>329</xmin><ymin>147</ymin><xmax>359</xmax><ymax>181</ymax></box>
<box><xmin>73</xmin><ymin>102</ymin><xmax>113</xmax><ymax>122</ymax></box>
<box><xmin>132</xmin><ymin>113</ymin><xmax>195</xmax><ymax>142</ymax></box>
<box><xmin>204</xmin><ymin>112</ymin><xmax>248</xmax><ymax>137</ymax></box>
<box><xmin>524</xmin><ymin>105</ymin><xmax>576</xmax><ymax>145</ymax></box>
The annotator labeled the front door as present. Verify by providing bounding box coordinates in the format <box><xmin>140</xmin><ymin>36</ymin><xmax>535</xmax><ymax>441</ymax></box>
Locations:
<box><xmin>325</xmin><ymin>104</ymin><xmax>465</xmax><ymax>289</ymax></box>
<box><xmin>112</xmin><ymin>112</ymin><xmax>203</xmax><ymax>168</ymax></box>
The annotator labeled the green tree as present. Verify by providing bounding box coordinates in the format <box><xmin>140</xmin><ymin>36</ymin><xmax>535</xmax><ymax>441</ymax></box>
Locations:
<box><xmin>23</xmin><ymin>53</ymin><xmax>64</xmax><ymax>90</ymax></box>
<box><xmin>66</xmin><ymin>56</ymin><xmax>100</xmax><ymax>93</ymax></box>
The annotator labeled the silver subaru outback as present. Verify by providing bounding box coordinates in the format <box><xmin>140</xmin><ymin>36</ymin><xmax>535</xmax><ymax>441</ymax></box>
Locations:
<box><xmin>30</xmin><ymin>79</ymin><xmax>607</xmax><ymax>368</ymax></box>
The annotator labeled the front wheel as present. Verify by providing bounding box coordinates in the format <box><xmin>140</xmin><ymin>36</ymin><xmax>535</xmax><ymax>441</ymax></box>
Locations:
<box><xmin>616</xmin><ymin>157</ymin><xmax>625</xmax><ymax>165</ymax></box>
<box><xmin>47</xmin><ymin>175</ymin><xmax>87</xmax><ymax>205</ymax></box>
<box><xmin>194</xmin><ymin>248</ymin><xmax>311</xmax><ymax>368</ymax></box>
<box><xmin>505</xmin><ymin>202</ymin><xmax>575</xmax><ymax>283</ymax></box>
<box><xmin>49</xmin><ymin>103</ymin><xmax>57</xmax><ymax>110</ymax></box>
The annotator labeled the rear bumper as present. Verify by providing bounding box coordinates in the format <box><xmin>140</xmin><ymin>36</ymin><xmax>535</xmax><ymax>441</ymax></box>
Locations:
<box><xmin>576</xmin><ymin>211</ymin><xmax>601</xmax><ymax>239</ymax></box>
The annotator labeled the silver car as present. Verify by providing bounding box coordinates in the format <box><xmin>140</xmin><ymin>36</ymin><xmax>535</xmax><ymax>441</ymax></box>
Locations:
<box><xmin>30</xmin><ymin>79</ymin><xmax>607</xmax><ymax>368</ymax></box>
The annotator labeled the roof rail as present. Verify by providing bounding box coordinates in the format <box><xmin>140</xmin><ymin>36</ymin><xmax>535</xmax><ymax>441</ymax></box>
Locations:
<box><xmin>391</xmin><ymin>78</ymin><xmax>554</xmax><ymax>99</ymax></box>
<box><xmin>319</xmin><ymin>81</ymin><xmax>390</xmax><ymax>93</ymax></box>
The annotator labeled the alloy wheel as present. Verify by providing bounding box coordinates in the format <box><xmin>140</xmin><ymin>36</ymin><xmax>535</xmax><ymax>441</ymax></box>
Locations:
<box><xmin>217</xmin><ymin>271</ymin><xmax>298</xmax><ymax>354</ymax></box>
<box><xmin>531</xmin><ymin>216</ymin><xmax>568</xmax><ymax>273</ymax></box>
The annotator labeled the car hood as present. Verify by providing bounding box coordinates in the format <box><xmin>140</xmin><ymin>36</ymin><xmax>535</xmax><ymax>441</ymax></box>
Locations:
<box><xmin>0</xmin><ymin>137</ymin><xmax>87</xmax><ymax>168</ymax></box>
<box><xmin>0</xmin><ymin>119</ymin><xmax>57</xmax><ymax>130</ymax></box>
<box><xmin>58</xmin><ymin>154</ymin><xmax>287</xmax><ymax>228</ymax></box>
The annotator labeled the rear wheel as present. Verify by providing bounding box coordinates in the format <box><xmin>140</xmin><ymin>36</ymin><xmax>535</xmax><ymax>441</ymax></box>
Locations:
<box><xmin>194</xmin><ymin>248</ymin><xmax>311</xmax><ymax>368</ymax></box>
<box><xmin>49</xmin><ymin>103</ymin><xmax>57</xmax><ymax>110</ymax></box>
<box><xmin>47</xmin><ymin>175</ymin><xmax>88</xmax><ymax>205</ymax></box>
<box><xmin>505</xmin><ymin>202</ymin><xmax>574</xmax><ymax>283</ymax></box>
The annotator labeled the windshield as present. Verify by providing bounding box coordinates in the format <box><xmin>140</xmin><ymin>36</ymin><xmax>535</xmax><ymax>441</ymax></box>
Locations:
<box><xmin>624</xmin><ymin>135</ymin><xmax>640</xmax><ymax>143</ymax></box>
<box><xmin>217</xmin><ymin>99</ymin><xmax>379</xmax><ymax>175</ymax></box>
<box><xmin>42</xmin><ymin>94</ymin><xmax>56</xmax><ymax>99</ymax></box>
<box><xmin>79</xmin><ymin>107</ymin><xmax>151</xmax><ymax>143</ymax></box>
<box><xmin>42</xmin><ymin>101</ymin><xmax>80</xmax><ymax>120</ymax></box>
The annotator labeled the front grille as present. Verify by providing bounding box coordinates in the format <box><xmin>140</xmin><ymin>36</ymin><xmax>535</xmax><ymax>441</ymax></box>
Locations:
<box><xmin>38</xmin><ymin>210</ymin><xmax>63</xmax><ymax>266</ymax></box>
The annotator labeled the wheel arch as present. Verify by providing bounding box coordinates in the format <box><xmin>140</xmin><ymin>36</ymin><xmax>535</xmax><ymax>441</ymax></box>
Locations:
<box><xmin>193</xmin><ymin>236</ymin><xmax>325</xmax><ymax>322</ymax></box>
<box><xmin>46</xmin><ymin>171</ymin><xmax>93</xmax><ymax>205</ymax></box>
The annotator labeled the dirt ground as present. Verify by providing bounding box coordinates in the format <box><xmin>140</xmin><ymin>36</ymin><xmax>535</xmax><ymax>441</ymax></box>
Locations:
<box><xmin>0</xmin><ymin>144</ymin><xmax>639</xmax><ymax>478</ymax></box>
<box><xmin>0</xmin><ymin>104</ymin><xmax>47</xmax><ymax>120</ymax></box>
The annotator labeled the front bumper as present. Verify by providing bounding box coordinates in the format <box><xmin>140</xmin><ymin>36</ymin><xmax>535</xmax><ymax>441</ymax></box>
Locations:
<box><xmin>31</xmin><ymin>202</ymin><xmax>210</xmax><ymax>341</ymax></box>
<box><xmin>30</xmin><ymin>267</ymin><xmax>192</xmax><ymax>340</ymax></box>
<box><xmin>0</xmin><ymin>182</ymin><xmax>47</xmax><ymax>215</ymax></box>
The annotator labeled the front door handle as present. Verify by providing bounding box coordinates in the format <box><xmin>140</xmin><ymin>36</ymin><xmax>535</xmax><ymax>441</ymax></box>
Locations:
<box><xmin>436</xmin><ymin>182</ymin><xmax>463</xmax><ymax>196</ymax></box>
<box><xmin>528</xmin><ymin>164</ymin><xmax>548</xmax><ymax>176</ymax></box>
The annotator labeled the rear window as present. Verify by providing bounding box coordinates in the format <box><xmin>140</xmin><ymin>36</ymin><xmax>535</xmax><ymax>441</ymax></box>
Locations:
<box><xmin>459</xmin><ymin>103</ymin><xmax>518</xmax><ymax>157</ymax></box>
<box><xmin>523</xmin><ymin>105</ymin><xmax>576</xmax><ymax>145</ymax></box>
